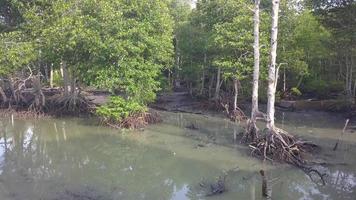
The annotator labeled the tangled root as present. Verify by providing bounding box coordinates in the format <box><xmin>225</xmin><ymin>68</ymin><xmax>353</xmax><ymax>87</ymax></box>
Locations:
<box><xmin>104</xmin><ymin>109</ymin><xmax>162</xmax><ymax>129</ymax></box>
<box><xmin>229</xmin><ymin>107</ymin><xmax>247</xmax><ymax>123</ymax></box>
<box><xmin>246</xmin><ymin>126</ymin><xmax>325</xmax><ymax>185</ymax></box>
<box><xmin>241</xmin><ymin>119</ymin><xmax>259</xmax><ymax>143</ymax></box>
<box><xmin>249</xmin><ymin>127</ymin><xmax>317</xmax><ymax>166</ymax></box>
<box><xmin>47</xmin><ymin>92</ymin><xmax>93</xmax><ymax>115</ymax></box>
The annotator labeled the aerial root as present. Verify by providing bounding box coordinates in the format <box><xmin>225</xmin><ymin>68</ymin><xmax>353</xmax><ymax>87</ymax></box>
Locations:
<box><xmin>249</xmin><ymin>127</ymin><xmax>307</xmax><ymax>165</ymax></box>
<box><xmin>103</xmin><ymin>109</ymin><xmax>162</xmax><ymax>129</ymax></box>
<box><xmin>247</xmin><ymin>127</ymin><xmax>325</xmax><ymax>185</ymax></box>
<box><xmin>229</xmin><ymin>107</ymin><xmax>248</xmax><ymax>123</ymax></box>
<box><xmin>47</xmin><ymin>91</ymin><xmax>93</xmax><ymax>115</ymax></box>
<box><xmin>241</xmin><ymin>119</ymin><xmax>259</xmax><ymax>143</ymax></box>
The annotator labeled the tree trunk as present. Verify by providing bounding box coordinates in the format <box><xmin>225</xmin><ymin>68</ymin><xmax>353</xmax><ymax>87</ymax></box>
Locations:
<box><xmin>214</xmin><ymin>67</ymin><xmax>221</xmax><ymax>101</ymax></box>
<box><xmin>208</xmin><ymin>73</ymin><xmax>215</xmax><ymax>99</ymax></box>
<box><xmin>44</xmin><ymin>64</ymin><xmax>49</xmax><ymax>83</ymax></box>
<box><xmin>233</xmin><ymin>78</ymin><xmax>238</xmax><ymax>110</ymax></box>
<box><xmin>283</xmin><ymin>67</ymin><xmax>286</xmax><ymax>92</ymax></box>
<box><xmin>251</xmin><ymin>0</ymin><xmax>261</xmax><ymax>122</ymax></box>
<box><xmin>174</xmin><ymin>37</ymin><xmax>181</xmax><ymax>89</ymax></box>
<box><xmin>50</xmin><ymin>64</ymin><xmax>54</xmax><ymax>88</ymax></box>
<box><xmin>200</xmin><ymin>53</ymin><xmax>207</xmax><ymax>95</ymax></box>
<box><xmin>0</xmin><ymin>86</ymin><xmax>7</xmax><ymax>103</ymax></box>
<box><xmin>266</xmin><ymin>0</ymin><xmax>280</xmax><ymax>130</ymax></box>
<box><xmin>70</xmin><ymin>72</ymin><xmax>76</xmax><ymax>95</ymax></box>
<box><xmin>61</xmin><ymin>61</ymin><xmax>70</xmax><ymax>96</ymax></box>
<box><xmin>349</xmin><ymin>54</ymin><xmax>354</xmax><ymax>99</ymax></box>
<box><xmin>353</xmin><ymin>79</ymin><xmax>356</xmax><ymax>98</ymax></box>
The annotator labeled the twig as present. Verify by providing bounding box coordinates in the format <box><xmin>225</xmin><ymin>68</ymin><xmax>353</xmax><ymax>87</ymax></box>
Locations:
<box><xmin>333</xmin><ymin>119</ymin><xmax>350</xmax><ymax>151</ymax></box>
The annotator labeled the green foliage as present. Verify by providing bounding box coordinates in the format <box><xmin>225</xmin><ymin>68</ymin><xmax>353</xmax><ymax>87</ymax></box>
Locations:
<box><xmin>290</xmin><ymin>87</ymin><xmax>302</xmax><ymax>96</ymax></box>
<box><xmin>302</xmin><ymin>79</ymin><xmax>328</xmax><ymax>97</ymax></box>
<box><xmin>52</xmin><ymin>70</ymin><xmax>63</xmax><ymax>87</ymax></box>
<box><xmin>96</xmin><ymin>96</ymin><xmax>147</xmax><ymax>122</ymax></box>
<box><xmin>303</xmin><ymin>78</ymin><xmax>344</xmax><ymax>98</ymax></box>
<box><xmin>1</xmin><ymin>0</ymin><xmax>174</xmax><ymax>105</ymax></box>
<box><xmin>277</xmin><ymin>6</ymin><xmax>331</xmax><ymax>92</ymax></box>
<box><xmin>213</xmin><ymin>8</ymin><xmax>270</xmax><ymax>82</ymax></box>
<box><xmin>177</xmin><ymin>0</ymin><xmax>271</xmax><ymax>97</ymax></box>
<box><xmin>0</xmin><ymin>31</ymin><xmax>37</xmax><ymax>76</ymax></box>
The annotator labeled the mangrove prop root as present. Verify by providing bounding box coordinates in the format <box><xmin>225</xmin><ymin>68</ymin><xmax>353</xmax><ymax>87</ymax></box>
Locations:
<box><xmin>242</xmin><ymin>119</ymin><xmax>259</xmax><ymax>143</ymax></box>
<box><xmin>248</xmin><ymin>127</ymin><xmax>325</xmax><ymax>185</ymax></box>
<box><xmin>47</xmin><ymin>92</ymin><xmax>94</xmax><ymax>115</ymax></box>
<box><xmin>103</xmin><ymin>110</ymin><xmax>162</xmax><ymax>129</ymax></box>
<box><xmin>229</xmin><ymin>107</ymin><xmax>247</xmax><ymax>123</ymax></box>
<box><xmin>249</xmin><ymin>127</ymin><xmax>311</xmax><ymax>166</ymax></box>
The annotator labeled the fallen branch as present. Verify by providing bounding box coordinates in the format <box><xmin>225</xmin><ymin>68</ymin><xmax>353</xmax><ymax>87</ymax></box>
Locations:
<box><xmin>333</xmin><ymin>119</ymin><xmax>350</xmax><ymax>151</ymax></box>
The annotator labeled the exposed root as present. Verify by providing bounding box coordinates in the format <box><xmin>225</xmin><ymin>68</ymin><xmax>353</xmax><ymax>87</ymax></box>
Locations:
<box><xmin>303</xmin><ymin>167</ymin><xmax>327</xmax><ymax>186</ymax></box>
<box><xmin>247</xmin><ymin>127</ymin><xmax>325</xmax><ymax>185</ymax></box>
<box><xmin>229</xmin><ymin>107</ymin><xmax>247</xmax><ymax>123</ymax></box>
<box><xmin>103</xmin><ymin>109</ymin><xmax>162</xmax><ymax>129</ymax></box>
<box><xmin>47</xmin><ymin>91</ymin><xmax>93</xmax><ymax>115</ymax></box>
<box><xmin>241</xmin><ymin>119</ymin><xmax>259</xmax><ymax>143</ymax></box>
<box><xmin>249</xmin><ymin>127</ymin><xmax>313</xmax><ymax>165</ymax></box>
<box><xmin>28</xmin><ymin>75</ymin><xmax>46</xmax><ymax>113</ymax></box>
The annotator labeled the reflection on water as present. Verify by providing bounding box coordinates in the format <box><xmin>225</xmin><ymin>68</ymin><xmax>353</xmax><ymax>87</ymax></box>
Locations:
<box><xmin>0</xmin><ymin>110</ymin><xmax>355</xmax><ymax>200</ymax></box>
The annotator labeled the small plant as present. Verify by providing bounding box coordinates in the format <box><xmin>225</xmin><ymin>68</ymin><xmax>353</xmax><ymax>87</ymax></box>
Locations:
<box><xmin>96</xmin><ymin>96</ymin><xmax>147</xmax><ymax>122</ymax></box>
<box><xmin>291</xmin><ymin>87</ymin><xmax>302</xmax><ymax>96</ymax></box>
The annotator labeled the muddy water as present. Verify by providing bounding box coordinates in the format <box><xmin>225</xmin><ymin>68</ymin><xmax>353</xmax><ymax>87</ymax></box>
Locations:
<box><xmin>0</xmin><ymin>110</ymin><xmax>355</xmax><ymax>200</ymax></box>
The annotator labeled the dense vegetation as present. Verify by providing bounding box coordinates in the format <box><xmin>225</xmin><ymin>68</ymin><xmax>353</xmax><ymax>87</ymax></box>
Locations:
<box><xmin>174</xmin><ymin>0</ymin><xmax>355</xmax><ymax>105</ymax></box>
<box><xmin>0</xmin><ymin>0</ymin><xmax>355</xmax><ymax>125</ymax></box>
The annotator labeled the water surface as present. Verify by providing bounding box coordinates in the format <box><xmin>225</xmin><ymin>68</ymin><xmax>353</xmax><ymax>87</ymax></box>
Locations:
<box><xmin>0</xmin><ymin>110</ymin><xmax>355</xmax><ymax>199</ymax></box>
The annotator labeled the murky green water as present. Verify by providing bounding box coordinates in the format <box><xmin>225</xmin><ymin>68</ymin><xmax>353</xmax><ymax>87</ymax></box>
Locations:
<box><xmin>0</xmin><ymin>110</ymin><xmax>355</xmax><ymax>200</ymax></box>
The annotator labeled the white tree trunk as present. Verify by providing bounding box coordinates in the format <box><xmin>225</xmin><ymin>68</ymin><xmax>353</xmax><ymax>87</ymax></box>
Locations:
<box><xmin>233</xmin><ymin>78</ymin><xmax>238</xmax><ymax>110</ymax></box>
<box><xmin>251</xmin><ymin>0</ymin><xmax>261</xmax><ymax>122</ymax></box>
<box><xmin>266</xmin><ymin>0</ymin><xmax>280</xmax><ymax>130</ymax></box>
<box><xmin>214</xmin><ymin>66</ymin><xmax>221</xmax><ymax>101</ymax></box>
<box><xmin>61</xmin><ymin>61</ymin><xmax>70</xmax><ymax>95</ymax></box>
<box><xmin>50</xmin><ymin>64</ymin><xmax>54</xmax><ymax>88</ymax></box>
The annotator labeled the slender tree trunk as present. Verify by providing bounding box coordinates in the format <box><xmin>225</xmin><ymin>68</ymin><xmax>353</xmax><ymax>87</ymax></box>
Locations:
<box><xmin>233</xmin><ymin>78</ymin><xmax>239</xmax><ymax>110</ymax></box>
<box><xmin>266</xmin><ymin>0</ymin><xmax>280</xmax><ymax>130</ymax></box>
<box><xmin>345</xmin><ymin>56</ymin><xmax>349</xmax><ymax>95</ymax></box>
<box><xmin>70</xmin><ymin>72</ymin><xmax>76</xmax><ymax>95</ymax></box>
<box><xmin>174</xmin><ymin>37</ymin><xmax>180</xmax><ymax>89</ymax></box>
<box><xmin>167</xmin><ymin>69</ymin><xmax>171</xmax><ymax>88</ymax></box>
<box><xmin>214</xmin><ymin>67</ymin><xmax>221</xmax><ymax>101</ymax></box>
<box><xmin>200</xmin><ymin>53</ymin><xmax>207</xmax><ymax>95</ymax></box>
<box><xmin>251</xmin><ymin>0</ymin><xmax>261</xmax><ymax>122</ymax></box>
<box><xmin>349</xmin><ymin>54</ymin><xmax>353</xmax><ymax>99</ymax></box>
<box><xmin>283</xmin><ymin>67</ymin><xmax>286</xmax><ymax>92</ymax></box>
<box><xmin>44</xmin><ymin>64</ymin><xmax>49</xmax><ymax>83</ymax></box>
<box><xmin>208</xmin><ymin>73</ymin><xmax>215</xmax><ymax>99</ymax></box>
<box><xmin>200</xmin><ymin>69</ymin><xmax>205</xmax><ymax>95</ymax></box>
<box><xmin>353</xmin><ymin>79</ymin><xmax>356</xmax><ymax>98</ymax></box>
<box><xmin>50</xmin><ymin>64</ymin><xmax>54</xmax><ymax>88</ymax></box>
<box><xmin>61</xmin><ymin>60</ymin><xmax>70</xmax><ymax>95</ymax></box>
<box><xmin>0</xmin><ymin>86</ymin><xmax>7</xmax><ymax>102</ymax></box>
